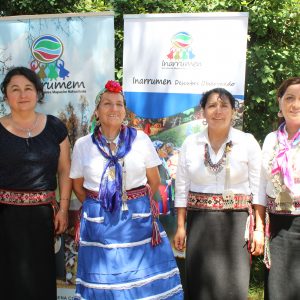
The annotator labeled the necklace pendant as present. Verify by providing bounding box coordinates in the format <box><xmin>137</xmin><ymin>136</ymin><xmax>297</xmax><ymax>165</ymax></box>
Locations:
<box><xmin>27</xmin><ymin>130</ymin><xmax>31</xmax><ymax>138</ymax></box>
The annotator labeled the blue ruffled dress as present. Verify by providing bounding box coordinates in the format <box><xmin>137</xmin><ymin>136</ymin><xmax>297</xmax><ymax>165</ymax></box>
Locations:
<box><xmin>74</xmin><ymin>193</ymin><xmax>183</xmax><ymax>300</ymax></box>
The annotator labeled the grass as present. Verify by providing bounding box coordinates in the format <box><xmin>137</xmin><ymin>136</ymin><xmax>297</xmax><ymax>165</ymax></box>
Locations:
<box><xmin>248</xmin><ymin>256</ymin><xmax>264</xmax><ymax>300</ymax></box>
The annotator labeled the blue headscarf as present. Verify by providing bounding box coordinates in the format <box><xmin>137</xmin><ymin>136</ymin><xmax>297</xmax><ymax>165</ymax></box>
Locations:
<box><xmin>92</xmin><ymin>125</ymin><xmax>137</xmax><ymax>212</ymax></box>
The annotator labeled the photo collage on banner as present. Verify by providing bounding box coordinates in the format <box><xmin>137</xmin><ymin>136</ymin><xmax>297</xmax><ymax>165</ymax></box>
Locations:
<box><xmin>0</xmin><ymin>12</ymin><xmax>115</xmax><ymax>299</ymax></box>
<box><xmin>123</xmin><ymin>12</ymin><xmax>249</xmax><ymax>263</ymax></box>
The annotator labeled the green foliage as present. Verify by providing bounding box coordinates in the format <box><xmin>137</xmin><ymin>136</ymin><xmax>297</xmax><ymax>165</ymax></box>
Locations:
<box><xmin>74</xmin><ymin>0</ymin><xmax>110</xmax><ymax>12</ymax></box>
<box><xmin>244</xmin><ymin>0</ymin><xmax>300</xmax><ymax>142</ymax></box>
<box><xmin>0</xmin><ymin>0</ymin><xmax>83</xmax><ymax>15</ymax></box>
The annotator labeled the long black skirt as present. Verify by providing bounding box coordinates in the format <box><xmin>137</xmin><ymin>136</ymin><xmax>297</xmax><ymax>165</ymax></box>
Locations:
<box><xmin>185</xmin><ymin>210</ymin><xmax>250</xmax><ymax>300</ymax></box>
<box><xmin>0</xmin><ymin>204</ymin><xmax>56</xmax><ymax>300</ymax></box>
<box><xmin>265</xmin><ymin>213</ymin><xmax>300</xmax><ymax>300</ymax></box>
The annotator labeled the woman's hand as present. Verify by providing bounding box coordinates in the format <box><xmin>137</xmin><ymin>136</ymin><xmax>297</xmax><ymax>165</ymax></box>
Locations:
<box><xmin>251</xmin><ymin>204</ymin><xmax>265</xmax><ymax>256</ymax></box>
<box><xmin>251</xmin><ymin>230</ymin><xmax>264</xmax><ymax>256</ymax></box>
<box><xmin>55</xmin><ymin>209</ymin><xmax>69</xmax><ymax>235</ymax></box>
<box><xmin>174</xmin><ymin>226</ymin><xmax>186</xmax><ymax>251</ymax></box>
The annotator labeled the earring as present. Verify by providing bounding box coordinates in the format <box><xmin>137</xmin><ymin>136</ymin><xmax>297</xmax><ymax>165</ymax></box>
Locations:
<box><xmin>94</xmin><ymin>113</ymin><xmax>101</xmax><ymax>126</ymax></box>
<box><xmin>277</xmin><ymin>110</ymin><xmax>283</xmax><ymax>118</ymax></box>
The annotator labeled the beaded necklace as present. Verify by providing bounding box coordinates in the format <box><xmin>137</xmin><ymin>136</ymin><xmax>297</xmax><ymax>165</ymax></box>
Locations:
<box><xmin>204</xmin><ymin>141</ymin><xmax>232</xmax><ymax>173</ymax></box>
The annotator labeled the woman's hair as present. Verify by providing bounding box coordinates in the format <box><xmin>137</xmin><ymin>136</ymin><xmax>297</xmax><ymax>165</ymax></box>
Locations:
<box><xmin>277</xmin><ymin>77</ymin><xmax>300</xmax><ymax>99</ymax></box>
<box><xmin>95</xmin><ymin>80</ymin><xmax>126</xmax><ymax>109</ymax></box>
<box><xmin>0</xmin><ymin>66</ymin><xmax>44</xmax><ymax>103</ymax></box>
<box><xmin>277</xmin><ymin>77</ymin><xmax>300</xmax><ymax>126</ymax></box>
<box><xmin>200</xmin><ymin>88</ymin><xmax>236</xmax><ymax>109</ymax></box>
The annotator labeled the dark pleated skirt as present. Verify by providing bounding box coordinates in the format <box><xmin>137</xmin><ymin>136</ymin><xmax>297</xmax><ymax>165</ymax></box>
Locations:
<box><xmin>0</xmin><ymin>204</ymin><xmax>56</xmax><ymax>300</ymax></box>
<box><xmin>185</xmin><ymin>210</ymin><xmax>250</xmax><ymax>300</ymax></box>
<box><xmin>265</xmin><ymin>213</ymin><xmax>300</xmax><ymax>300</ymax></box>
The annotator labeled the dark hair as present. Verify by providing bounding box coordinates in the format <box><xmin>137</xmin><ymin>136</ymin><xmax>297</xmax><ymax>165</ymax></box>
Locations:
<box><xmin>277</xmin><ymin>77</ymin><xmax>300</xmax><ymax>99</ymax></box>
<box><xmin>200</xmin><ymin>88</ymin><xmax>236</xmax><ymax>109</ymax></box>
<box><xmin>277</xmin><ymin>77</ymin><xmax>300</xmax><ymax>126</ymax></box>
<box><xmin>0</xmin><ymin>66</ymin><xmax>44</xmax><ymax>103</ymax></box>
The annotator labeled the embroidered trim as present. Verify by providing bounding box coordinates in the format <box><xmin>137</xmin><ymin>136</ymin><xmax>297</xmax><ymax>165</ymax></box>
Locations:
<box><xmin>0</xmin><ymin>189</ymin><xmax>56</xmax><ymax>206</ymax></box>
<box><xmin>187</xmin><ymin>191</ymin><xmax>251</xmax><ymax>211</ymax></box>
<box><xmin>83</xmin><ymin>212</ymin><xmax>104</xmax><ymax>223</ymax></box>
<box><xmin>137</xmin><ymin>285</ymin><xmax>183</xmax><ymax>300</ymax></box>
<box><xmin>132</xmin><ymin>213</ymin><xmax>152</xmax><ymax>219</ymax></box>
<box><xmin>264</xmin><ymin>210</ymin><xmax>271</xmax><ymax>269</ymax></box>
<box><xmin>80</xmin><ymin>231</ymin><xmax>167</xmax><ymax>249</ymax></box>
<box><xmin>86</xmin><ymin>186</ymin><xmax>148</xmax><ymax>201</ymax></box>
<box><xmin>75</xmin><ymin>268</ymin><xmax>180</xmax><ymax>290</ymax></box>
<box><xmin>267</xmin><ymin>195</ymin><xmax>300</xmax><ymax>215</ymax></box>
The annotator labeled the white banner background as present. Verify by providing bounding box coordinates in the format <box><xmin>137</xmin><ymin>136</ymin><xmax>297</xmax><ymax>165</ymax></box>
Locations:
<box><xmin>123</xmin><ymin>12</ymin><xmax>248</xmax><ymax>119</ymax></box>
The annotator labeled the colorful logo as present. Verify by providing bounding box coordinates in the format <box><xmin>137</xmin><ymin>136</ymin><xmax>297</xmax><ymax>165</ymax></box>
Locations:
<box><xmin>30</xmin><ymin>34</ymin><xmax>70</xmax><ymax>80</ymax></box>
<box><xmin>166</xmin><ymin>32</ymin><xmax>195</xmax><ymax>60</ymax></box>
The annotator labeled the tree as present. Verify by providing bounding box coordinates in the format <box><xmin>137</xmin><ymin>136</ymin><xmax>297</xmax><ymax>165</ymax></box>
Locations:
<box><xmin>0</xmin><ymin>0</ymin><xmax>82</xmax><ymax>16</ymax></box>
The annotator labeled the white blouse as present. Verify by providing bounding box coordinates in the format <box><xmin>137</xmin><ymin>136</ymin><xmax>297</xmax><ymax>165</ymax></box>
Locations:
<box><xmin>70</xmin><ymin>130</ymin><xmax>161</xmax><ymax>191</ymax></box>
<box><xmin>257</xmin><ymin>129</ymin><xmax>300</xmax><ymax>207</ymax></box>
<box><xmin>175</xmin><ymin>127</ymin><xmax>262</xmax><ymax>207</ymax></box>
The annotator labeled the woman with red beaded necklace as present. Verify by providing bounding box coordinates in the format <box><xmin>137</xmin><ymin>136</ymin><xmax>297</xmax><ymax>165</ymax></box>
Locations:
<box><xmin>174</xmin><ymin>88</ymin><xmax>263</xmax><ymax>300</ymax></box>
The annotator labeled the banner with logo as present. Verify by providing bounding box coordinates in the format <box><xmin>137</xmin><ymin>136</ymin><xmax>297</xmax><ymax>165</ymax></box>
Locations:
<box><xmin>0</xmin><ymin>12</ymin><xmax>115</xmax><ymax>299</ymax></box>
<box><xmin>123</xmin><ymin>12</ymin><xmax>248</xmax><ymax>266</ymax></box>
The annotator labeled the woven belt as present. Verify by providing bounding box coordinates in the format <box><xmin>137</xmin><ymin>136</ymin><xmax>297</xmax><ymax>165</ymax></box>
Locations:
<box><xmin>187</xmin><ymin>191</ymin><xmax>252</xmax><ymax>211</ymax></box>
<box><xmin>83</xmin><ymin>185</ymin><xmax>161</xmax><ymax>247</ymax></box>
<box><xmin>0</xmin><ymin>189</ymin><xmax>56</xmax><ymax>206</ymax></box>
<box><xmin>266</xmin><ymin>195</ymin><xmax>300</xmax><ymax>214</ymax></box>
<box><xmin>86</xmin><ymin>186</ymin><xmax>148</xmax><ymax>201</ymax></box>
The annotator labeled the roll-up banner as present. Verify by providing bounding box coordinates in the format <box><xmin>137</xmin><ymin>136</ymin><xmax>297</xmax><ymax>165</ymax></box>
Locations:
<box><xmin>123</xmin><ymin>12</ymin><xmax>249</xmax><ymax>264</ymax></box>
<box><xmin>0</xmin><ymin>12</ymin><xmax>115</xmax><ymax>299</ymax></box>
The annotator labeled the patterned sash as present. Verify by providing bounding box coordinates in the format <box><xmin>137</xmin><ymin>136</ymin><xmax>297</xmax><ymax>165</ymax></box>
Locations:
<box><xmin>86</xmin><ymin>186</ymin><xmax>148</xmax><ymax>201</ymax></box>
<box><xmin>0</xmin><ymin>189</ymin><xmax>56</xmax><ymax>206</ymax></box>
<box><xmin>187</xmin><ymin>191</ymin><xmax>252</xmax><ymax>211</ymax></box>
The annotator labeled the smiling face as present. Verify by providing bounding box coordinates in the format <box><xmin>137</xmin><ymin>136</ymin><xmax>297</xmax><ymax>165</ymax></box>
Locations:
<box><xmin>96</xmin><ymin>91</ymin><xmax>126</xmax><ymax>131</ymax></box>
<box><xmin>279</xmin><ymin>83</ymin><xmax>300</xmax><ymax>134</ymax></box>
<box><xmin>203</xmin><ymin>92</ymin><xmax>235</xmax><ymax>132</ymax></box>
<box><xmin>5</xmin><ymin>75</ymin><xmax>38</xmax><ymax>113</ymax></box>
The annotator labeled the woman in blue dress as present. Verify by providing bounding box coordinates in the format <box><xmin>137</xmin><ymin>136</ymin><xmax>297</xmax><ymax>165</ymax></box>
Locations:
<box><xmin>70</xmin><ymin>80</ymin><xmax>183</xmax><ymax>300</ymax></box>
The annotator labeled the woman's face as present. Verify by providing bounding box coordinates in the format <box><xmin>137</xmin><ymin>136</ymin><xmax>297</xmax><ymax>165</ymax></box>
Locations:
<box><xmin>5</xmin><ymin>75</ymin><xmax>38</xmax><ymax>112</ymax></box>
<box><xmin>279</xmin><ymin>83</ymin><xmax>300</xmax><ymax>130</ymax></box>
<box><xmin>96</xmin><ymin>91</ymin><xmax>126</xmax><ymax>130</ymax></box>
<box><xmin>203</xmin><ymin>92</ymin><xmax>234</xmax><ymax>132</ymax></box>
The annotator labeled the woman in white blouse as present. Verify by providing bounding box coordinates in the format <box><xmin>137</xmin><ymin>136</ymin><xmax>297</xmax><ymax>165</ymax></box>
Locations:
<box><xmin>257</xmin><ymin>77</ymin><xmax>300</xmax><ymax>300</ymax></box>
<box><xmin>70</xmin><ymin>80</ymin><xmax>183</xmax><ymax>300</ymax></box>
<box><xmin>174</xmin><ymin>88</ymin><xmax>263</xmax><ymax>300</ymax></box>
